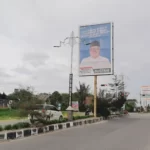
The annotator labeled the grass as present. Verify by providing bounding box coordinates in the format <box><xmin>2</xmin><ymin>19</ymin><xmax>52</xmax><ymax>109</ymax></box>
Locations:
<box><xmin>62</xmin><ymin>111</ymin><xmax>85</xmax><ymax>117</ymax></box>
<box><xmin>0</xmin><ymin>108</ymin><xmax>27</xmax><ymax>120</ymax></box>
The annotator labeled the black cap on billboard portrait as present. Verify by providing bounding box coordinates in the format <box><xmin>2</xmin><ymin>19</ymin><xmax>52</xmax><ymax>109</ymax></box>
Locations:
<box><xmin>90</xmin><ymin>41</ymin><xmax>100</xmax><ymax>47</ymax></box>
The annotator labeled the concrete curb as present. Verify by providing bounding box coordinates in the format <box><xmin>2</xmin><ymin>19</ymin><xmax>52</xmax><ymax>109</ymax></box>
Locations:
<box><xmin>0</xmin><ymin>115</ymin><xmax>122</xmax><ymax>141</ymax></box>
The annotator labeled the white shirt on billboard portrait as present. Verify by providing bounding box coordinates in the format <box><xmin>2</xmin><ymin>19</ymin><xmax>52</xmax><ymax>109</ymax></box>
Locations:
<box><xmin>80</xmin><ymin>56</ymin><xmax>111</xmax><ymax>69</ymax></box>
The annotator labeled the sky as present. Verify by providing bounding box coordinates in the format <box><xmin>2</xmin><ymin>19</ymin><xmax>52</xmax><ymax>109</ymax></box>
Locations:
<box><xmin>0</xmin><ymin>0</ymin><xmax>150</xmax><ymax>102</ymax></box>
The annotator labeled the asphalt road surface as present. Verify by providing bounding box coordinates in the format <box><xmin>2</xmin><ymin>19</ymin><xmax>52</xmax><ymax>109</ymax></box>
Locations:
<box><xmin>1</xmin><ymin>113</ymin><xmax>150</xmax><ymax>150</ymax></box>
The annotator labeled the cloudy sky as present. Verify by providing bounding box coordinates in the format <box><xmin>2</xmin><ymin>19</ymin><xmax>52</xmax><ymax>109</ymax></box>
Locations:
<box><xmin>0</xmin><ymin>0</ymin><xmax>150</xmax><ymax>101</ymax></box>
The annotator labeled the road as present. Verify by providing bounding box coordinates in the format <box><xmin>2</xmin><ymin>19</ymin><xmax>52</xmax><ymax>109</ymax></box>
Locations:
<box><xmin>0</xmin><ymin>113</ymin><xmax>150</xmax><ymax>150</ymax></box>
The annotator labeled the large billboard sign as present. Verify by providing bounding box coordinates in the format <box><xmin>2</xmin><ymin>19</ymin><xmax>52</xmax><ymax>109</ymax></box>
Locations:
<box><xmin>79</xmin><ymin>22</ymin><xmax>114</xmax><ymax>76</ymax></box>
<box><xmin>72</xmin><ymin>101</ymin><xmax>79</xmax><ymax>111</ymax></box>
<box><xmin>141</xmin><ymin>86</ymin><xmax>150</xmax><ymax>100</ymax></box>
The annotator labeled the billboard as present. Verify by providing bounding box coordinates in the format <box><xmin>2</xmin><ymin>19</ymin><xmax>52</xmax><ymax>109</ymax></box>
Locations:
<box><xmin>72</xmin><ymin>101</ymin><xmax>79</xmax><ymax>111</ymax></box>
<box><xmin>141</xmin><ymin>86</ymin><xmax>150</xmax><ymax>100</ymax></box>
<box><xmin>79</xmin><ymin>22</ymin><xmax>114</xmax><ymax>76</ymax></box>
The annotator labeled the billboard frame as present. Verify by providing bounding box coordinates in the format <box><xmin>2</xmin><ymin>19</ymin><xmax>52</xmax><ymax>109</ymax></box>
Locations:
<box><xmin>78</xmin><ymin>22</ymin><xmax>114</xmax><ymax>77</ymax></box>
<box><xmin>141</xmin><ymin>86</ymin><xmax>150</xmax><ymax>100</ymax></box>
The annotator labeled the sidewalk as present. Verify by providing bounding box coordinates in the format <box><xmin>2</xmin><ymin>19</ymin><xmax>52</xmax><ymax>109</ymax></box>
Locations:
<box><xmin>0</xmin><ymin>119</ymin><xmax>29</xmax><ymax>127</ymax></box>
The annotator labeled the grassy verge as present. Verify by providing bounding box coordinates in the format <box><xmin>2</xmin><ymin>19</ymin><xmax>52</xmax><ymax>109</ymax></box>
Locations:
<box><xmin>62</xmin><ymin>111</ymin><xmax>85</xmax><ymax>117</ymax></box>
<box><xmin>0</xmin><ymin>108</ymin><xmax>27</xmax><ymax>120</ymax></box>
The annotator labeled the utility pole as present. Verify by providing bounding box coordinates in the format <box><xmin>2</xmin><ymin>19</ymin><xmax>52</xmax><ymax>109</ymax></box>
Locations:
<box><xmin>54</xmin><ymin>31</ymin><xmax>90</xmax><ymax>120</ymax></box>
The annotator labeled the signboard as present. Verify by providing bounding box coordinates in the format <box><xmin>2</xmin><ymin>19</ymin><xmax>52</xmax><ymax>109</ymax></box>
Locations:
<box><xmin>79</xmin><ymin>22</ymin><xmax>114</xmax><ymax>76</ymax></box>
<box><xmin>72</xmin><ymin>101</ymin><xmax>79</xmax><ymax>111</ymax></box>
<box><xmin>141</xmin><ymin>86</ymin><xmax>150</xmax><ymax>100</ymax></box>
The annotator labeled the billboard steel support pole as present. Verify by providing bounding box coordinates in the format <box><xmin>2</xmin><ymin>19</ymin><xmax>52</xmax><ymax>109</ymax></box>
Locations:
<box><xmin>94</xmin><ymin>76</ymin><xmax>97</xmax><ymax>117</ymax></box>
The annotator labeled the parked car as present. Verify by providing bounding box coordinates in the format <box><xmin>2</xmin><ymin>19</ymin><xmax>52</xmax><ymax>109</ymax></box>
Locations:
<box><xmin>28</xmin><ymin>104</ymin><xmax>63</xmax><ymax>123</ymax></box>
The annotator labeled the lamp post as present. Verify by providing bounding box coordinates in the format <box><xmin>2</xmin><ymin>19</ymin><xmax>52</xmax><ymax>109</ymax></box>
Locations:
<box><xmin>54</xmin><ymin>31</ymin><xmax>90</xmax><ymax>121</ymax></box>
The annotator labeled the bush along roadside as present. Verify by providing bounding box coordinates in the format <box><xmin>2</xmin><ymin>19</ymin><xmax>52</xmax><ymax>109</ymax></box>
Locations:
<box><xmin>33</xmin><ymin>115</ymin><xmax>94</xmax><ymax>126</ymax></box>
<box><xmin>0</xmin><ymin>115</ymin><xmax>94</xmax><ymax>131</ymax></box>
<box><xmin>0</xmin><ymin>122</ymin><xmax>30</xmax><ymax>132</ymax></box>
<box><xmin>73</xmin><ymin>115</ymin><xmax>94</xmax><ymax>120</ymax></box>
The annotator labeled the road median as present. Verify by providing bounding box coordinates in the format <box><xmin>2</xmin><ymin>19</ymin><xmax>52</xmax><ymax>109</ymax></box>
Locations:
<box><xmin>0</xmin><ymin>114</ymin><xmax>124</xmax><ymax>141</ymax></box>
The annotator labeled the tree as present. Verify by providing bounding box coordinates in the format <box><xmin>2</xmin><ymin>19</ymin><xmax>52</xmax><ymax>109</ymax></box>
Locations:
<box><xmin>76</xmin><ymin>82</ymin><xmax>91</xmax><ymax>111</ymax></box>
<box><xmin>95</xmin><ymin>91</ymin><xmax>111</xmax><ymax>118</ymax></box>
<box><xmin>98</xmin><ymin>89</ymin><xmax>113</xmax><ymax>101</ymax></box>
<box><xmin>111</xmin><ymin>92</ymin><xmax>127</xmax><ymax>110</ymax></box>
<box><xmin>7</xmin><ymin>86</ymin><xmax>43</xmax><ymax>110</ymax></box>
<box><xmin>61</xmin><ymin>93</ymin><xmax>69</xmax><ymax>111</ymax></box>
<box><xmin>8</xmin><ymin>86</ymin><xmax>34</xmax><ymax>102</ymax></box>
<box><xmin>147</xmin><ymin>104</ymin><xmax>150</xmax><ymax>112</ymax></box>
<box><xmin>72</xmin><ymin>92</ymin><xmax>80</xmax><ymax>102</ymax></box>
<box><xmin>98</xmin><ymin>89</ymin><xmax>105</xmax><ymax>99</ymax></box>
<box><xmin>45</xmin><ymin>94</ymin><xmax>52</xmax><ymax>104</ymax></box>
<box><xmin>112</xmin><ymin>75</ymin><xmax>125</xmax><ymax>98</ymax></box>
<box><xmin>125</xmin><ymin>99</ymin><xmax>137</xmax><ymax>112</ymax></box>
<box><xmin>0</xmin><ymin>92</ymin><xmax>7</xmax><ymax>99</ymax></box>
<box><xmin>50</xmin><ymin>91</ymin><xmax>62</xmax><ymax>106</ymax></box>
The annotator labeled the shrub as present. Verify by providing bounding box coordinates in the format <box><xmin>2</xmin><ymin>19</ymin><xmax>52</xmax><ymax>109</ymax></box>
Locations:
<box><xmin>11</xmin><ymin>122</ymin><xmax>30</xmax><ymax>130</ymax></box>
<box><xmin>4</xmin><ymin>125</ymin><xmax>12</xmax><ymax>130</ymax></box>
<box><xmin>73</xmin><ymin>115</ymin><xmax>93</xmax><ymax>120</ymax></box>
<box><xmin>98</xmin><ymin>107</ymin><xmax>110</xmax><ymax>118</ymax></box>
<box><xmin>39</xmin><ymin>119</ymin><xmax>60</xmax><ymax>125</ymax></box>
<box><xmin>0</xmin><ymin>126</ymin><xmax>3</xmax><ymax>131</ymax></box>
<box><xmin>61</xmin><ymin>118</ymin><xmax>68</xmax><ymax>122</ymax></box>
<box><xmin>50</xmin><ymin>120</ymin><xmax>59</xmax><ymax>125</ymax></box>
<box><xmin>2</xmin><ymin>115</ymin><xmax>94</xmax><ymax>131</ymax></box>
<box><xmin>36</xmin><ymin>118</ymin><xmax>68</xmax><ymax>126</ymax></box>
<box><xmin>20</xmin><ymin>122</ymin><xmax>30</xmax><ymax>128</ymax></box>
<box><xmin>12</xmin><ymin>124</ymin><xmax>19</xmax><ymax>130</ymax></box>
<box><xmin>29</xmin><ymin>111</ymin><xmax>43</xmax><ymax>120</ymax></box>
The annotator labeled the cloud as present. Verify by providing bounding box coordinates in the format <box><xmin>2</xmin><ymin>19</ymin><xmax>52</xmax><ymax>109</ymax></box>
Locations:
<box><xmin>0</xmin><ymin>0</ymin><xmax>149</xmax><ymax>101</ymax></box>
<box><xmin>0</xmin><ymin>69</ymin><xmax>12</xmax><ymax>78</ymax></box>
<box><xmin>22</xmin><ymin>52</ymin><xmax>50</xmax><ymax>67</ymax></box>
<box><xmin>13</xmin><ymin>66</ymin><xmax>32</xmax><ymax>75</ymax></box>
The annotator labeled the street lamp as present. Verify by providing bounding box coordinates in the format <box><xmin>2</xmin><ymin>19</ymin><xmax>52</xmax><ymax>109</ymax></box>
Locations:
<box><xmin>53</xmin><ymin>31</ymin><xmax>90</xmax><ymax>121</ymax></box>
